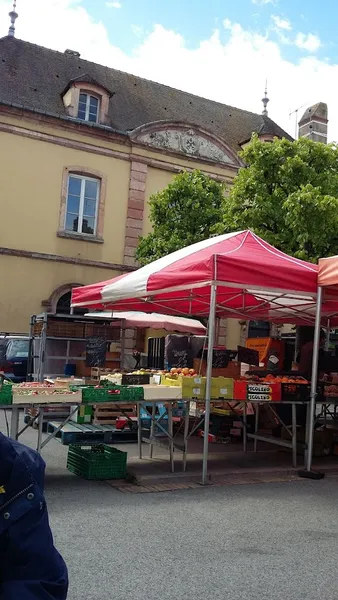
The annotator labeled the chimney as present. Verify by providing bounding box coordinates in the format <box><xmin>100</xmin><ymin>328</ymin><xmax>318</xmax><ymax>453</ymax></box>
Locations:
<box><xmin>64</xmin><ymin>49</ymin><xmax>81</xmax><ymax>58</ymax></box>
<box><xmin>298</xmin><ymin>102</ymin><xmax>328</xmax><ymax>143</ymax></box>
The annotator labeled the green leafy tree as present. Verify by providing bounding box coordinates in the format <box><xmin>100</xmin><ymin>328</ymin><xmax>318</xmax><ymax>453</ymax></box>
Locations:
<box><xmin>136</xmin><ymin>170</ymin><xmax>226</xmax><ymax>265</ymax></box>
<box><xmin>223</xmin><ymin>135</ymin><xmax>338</xmax><ymax>262</ymax></box>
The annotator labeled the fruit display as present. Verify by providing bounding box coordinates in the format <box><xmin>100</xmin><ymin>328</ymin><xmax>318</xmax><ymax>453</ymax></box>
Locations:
<box><xmin>164</xmin><ymin>368</ymin><xmax>198</xmax><ymax>379</ymax></box>
<box><xmin>14</xmin><ymin>383</ymin><xmax>80</xmax><ymax>396</ymax></box>
<box><xmin>244</xmin><ymin>374</ymin><xmax>309</xmax><ymax>384</ymax></box>
<box><xmin>324</xmin><ymin>385</ymin><xmax>338</xmax><ymax>397</ymax></box>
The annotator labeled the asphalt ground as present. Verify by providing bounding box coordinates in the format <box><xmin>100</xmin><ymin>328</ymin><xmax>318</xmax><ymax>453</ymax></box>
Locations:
<box><xmin>2</xmin><ymin>413</ymin><xmax>338</xmax><ymax>600</ymax></box>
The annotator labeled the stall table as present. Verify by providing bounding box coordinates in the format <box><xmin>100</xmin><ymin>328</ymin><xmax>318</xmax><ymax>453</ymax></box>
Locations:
<box><xmin>3</xmin><ymin>389</ymin><xmax>338</xmax><ymax>473</ymax></box>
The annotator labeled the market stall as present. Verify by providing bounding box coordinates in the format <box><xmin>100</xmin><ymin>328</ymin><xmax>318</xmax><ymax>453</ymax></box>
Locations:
<box><xmin>72</xmin><ymin>230</ymin><xmax>338</xmax><ymax>483</ymax></box>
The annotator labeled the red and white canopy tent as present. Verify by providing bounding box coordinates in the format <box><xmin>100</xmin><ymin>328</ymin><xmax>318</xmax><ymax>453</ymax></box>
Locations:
<box><xmin>85</xmin><ymin>311</ymin><xmax>206</xmax><ymax>335</ymax></box>
<box><xmin>72</xmin><ymin>230</ymin><xmax>338</xmax><ymax>482</ymax></box>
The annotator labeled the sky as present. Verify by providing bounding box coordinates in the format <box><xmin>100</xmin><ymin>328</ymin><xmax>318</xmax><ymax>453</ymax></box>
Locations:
<box><xmin>1</xmin><ymin>0</ymin><xmax>338</xmax><ymax>140</ymax></box>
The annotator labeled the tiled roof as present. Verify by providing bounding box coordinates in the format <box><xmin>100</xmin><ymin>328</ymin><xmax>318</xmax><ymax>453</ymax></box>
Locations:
<box><xmin>0</xmin><ymin>36</ymin><xmax>293</xmax><ymax>150</ymax></box>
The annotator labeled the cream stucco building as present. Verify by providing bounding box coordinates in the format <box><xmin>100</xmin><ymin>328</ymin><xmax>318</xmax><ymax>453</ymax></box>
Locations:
<box><xmin>0</xmin><ymin>34</ymin><xmax>291</xmax><ymax>348</ymax></box>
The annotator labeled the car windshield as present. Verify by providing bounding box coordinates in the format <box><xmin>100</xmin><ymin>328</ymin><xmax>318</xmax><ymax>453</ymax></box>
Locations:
<box><xmin>6</xmin><ymin>340</ymin><xmax>29</xmax><ymax>360</ymax></box>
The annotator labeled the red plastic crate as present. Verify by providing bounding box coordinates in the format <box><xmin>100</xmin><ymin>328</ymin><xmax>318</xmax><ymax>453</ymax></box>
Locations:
<box><xmin>234</xmin><ymin>381</ymin><xmax>248</xmax><ymax>400</ymax></box>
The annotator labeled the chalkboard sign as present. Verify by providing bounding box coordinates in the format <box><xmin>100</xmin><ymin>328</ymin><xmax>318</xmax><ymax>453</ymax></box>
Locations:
<box><xmin>165</xmin><ymin>335</ymin><xmax>193</xmax><ymax>369</ymax></box>
<box><xmin>200</xmin><ymin>349</ymin><xmax>237</xmax><ymax>367</ymax></box>
<box><xmin>237</xmin><ymin>345</ymin><xmax>259</xmax><ymax>367</ymax></box>
<box><xmin>86</xmin><ymin>337</ymin><xmax>107</xmax><ymax>367</ymax></box>
<box><xmin>212</xmin><ymin>349</ymin><xmax>230</xmax><ymax>368</ymax></box>
<box><xmin>121</xmin><ymin>373</ymin><xmax>150</xmax><ymax>386</ymax></box>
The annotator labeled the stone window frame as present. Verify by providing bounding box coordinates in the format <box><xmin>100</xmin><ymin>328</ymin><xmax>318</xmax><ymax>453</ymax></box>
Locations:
<box><xmin>57</xmin><ymin>166</ymin><xmax>107</xmax><ymax>243</ymax></box>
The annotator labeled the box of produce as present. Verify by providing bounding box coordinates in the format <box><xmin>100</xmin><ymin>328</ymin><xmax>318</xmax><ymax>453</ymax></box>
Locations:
<box><xmin>82</xmin><ymin>385</ymin><xmax>144</xmax><ymax>404</ymax></box>
<box><xmin>181</xmin><ymin>377</ymin><xmax>206</xmax><ymax>399</ymax></box>
<box><xmin>211</xmin><ymin>377</ymin><xmax>234</xmax><ymax>399</ymax></box>
<box><xmin>161</xmin><ymin>367</ymin><xmax>198</xmax><ymax>385</ymax></box>
<box><xmin>0</xmin><ymin>382</ymin><xmax>13</xmax><ymax>405</ymax></box>
<box><xmin>162</xmin><ymin>369</ymin><xmax>206</xmax><ymax>398</ymax></box>
<box><xmin>121</xmin><ymin>372</ymin><xmax>151</xmax><ymax>386</ymax></box>
<box><xmin>281</xmin><ymin>383</ymin><xmax>309</xmax><ymax>402</ymax></box>
<box><xmin>255</xmin><ymin>374</ymin><xmax>309</xmax><ymax>402</ymax></box>
<box><xmin>67</xmin><ymin>444</ymin><xmax>127</xmax><ymax>480</ymax></box>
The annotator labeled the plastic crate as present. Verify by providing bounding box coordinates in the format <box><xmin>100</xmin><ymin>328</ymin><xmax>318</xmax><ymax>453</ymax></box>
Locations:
<box><xmin>0</xmin><ymin>384</ymin><xmax>13</xmax><ymax>405</ymax></box>
<box><xmin>67</xmin><ymin>444</ymin><xmax>127</xmax><ymax>480</ymax></box>
<box><xmin>281</xmin><ymin>383</ymin><xmax>310</xmax><ymax>402</ymax></box>
<box><xmin>82</xmin><ymin>385</ymin><xmax>144</xmax><ymax>404</ymax></box>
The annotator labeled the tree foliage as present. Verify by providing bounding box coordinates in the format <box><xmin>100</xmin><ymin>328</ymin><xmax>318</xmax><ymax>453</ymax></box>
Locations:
<box><xmin>223</xmin><ymin>135</ymin><xmax>338</xmax><ymax>262</ymax></box>
<box><xmin>135</xmin><ymin>170</ymin><xmax>226</xmax><ymax>265</ymax></box>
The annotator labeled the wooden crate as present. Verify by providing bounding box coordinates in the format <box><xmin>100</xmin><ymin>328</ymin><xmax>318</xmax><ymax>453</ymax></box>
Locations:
<box><xmin>84</xmin><ymin>324</ymin><xmax>120</xmax><ymax>340</ymax></box>
<box><xmin>32</xmin><ymin>321</ymin><xmax>43</xmax><ymax>335</ymax></box>
<box><xmin>93</xmin><ymin>403</ymin><xmax>136</xmax><ymax>425</ymax></box>
<box><xmin>47</xmin><ymin>321</ymin><xmax>84</xmax><ymax>338</ymax></box>
<box><xmin>193</xmin><ymin>359</ymin><xmax>241</xmax><ymax>379</ymax></box>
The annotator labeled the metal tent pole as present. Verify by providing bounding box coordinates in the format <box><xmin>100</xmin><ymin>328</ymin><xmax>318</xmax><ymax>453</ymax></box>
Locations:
<box><xmin>201</xmin><ymin>283</ymin><xmax>217</xmax><ymax>485</ymax></box>
<box><xmin>302</xmin><ymin>286</ymin><xmax>323</xmax><ymax>476</ymax></box>
<box><xmin>325</xmin><ymin>319</ymin><xmax>330</xmax><ymax>351</ymax></box>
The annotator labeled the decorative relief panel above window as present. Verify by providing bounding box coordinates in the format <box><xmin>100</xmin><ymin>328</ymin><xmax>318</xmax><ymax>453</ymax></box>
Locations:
<box><xmin>130</xmin><ymin>122</ymin><xmax>243</xmax><ymax>167</ymax></box>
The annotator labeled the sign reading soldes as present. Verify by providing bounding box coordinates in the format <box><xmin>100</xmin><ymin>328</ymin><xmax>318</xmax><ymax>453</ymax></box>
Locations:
<box><xmin>247</xmin><ymin>383</ymin><xmax>281</xmax><ymax>402</ymax></box>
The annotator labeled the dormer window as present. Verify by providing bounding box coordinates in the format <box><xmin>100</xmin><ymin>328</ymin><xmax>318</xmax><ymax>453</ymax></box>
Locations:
<box><xmin>77</xmin><ymin>93</ymin><xmax>100</xmax><ymax>123</ymax></box>
<box><xmin>61</xmin><ymin>74</ymin><xmax>113</xmax><ymax>126</ymax></box>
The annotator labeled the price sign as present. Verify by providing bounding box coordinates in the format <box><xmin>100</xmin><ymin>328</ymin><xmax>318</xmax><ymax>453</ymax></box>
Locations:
<box><xmin>247</xmin><ymin>383</ymin><xmax>272</xmax><ymax>402</ymax></box>
<box><xmin>86</xmin><ymin>337</ymin><xmax>107</xmax><ymax>367</ymax></box>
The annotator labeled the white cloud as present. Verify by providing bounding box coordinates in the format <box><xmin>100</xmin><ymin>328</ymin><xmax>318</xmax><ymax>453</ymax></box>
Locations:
<box><xmin>131</xmin><ymin>24</ymin><xmax>144</xmax><ymax>37</ymax></box>
<box><xmin>106</xmin><ymin>1</ymin><xmax>121</xmax><ymax>8</ymax></box>
<box><xmin>0</xmin><ymin>0</ymin><xmax>335</xmax><ymax>141</ymax></box>
<box><xmin>295</xmin><ymin>32</ymin><xmax>321</xmax><ymax>53</ymax></box>
<box><xmin>271</xmin><ymin>15</ymin><xmax>292</xmax><ymax>31</ymax></box>
<box><xmin>252</xmin><ymin>0</ymin><xmax>276</xmax><ymax>5</ymax></box>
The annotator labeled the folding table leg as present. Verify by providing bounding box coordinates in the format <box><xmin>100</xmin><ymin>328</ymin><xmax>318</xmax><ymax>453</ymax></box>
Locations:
<box><xmin>137</xmin><ymin>402</ymin><xmax>142</xmax><ymax>459</ymax></box>
<box><xmin>183</xmin><ymin>401</ymin><xmax>190</xmax><ymax>472</ymax></box>
<box><xmin>149</xmin><ymin>403</ymin><xmax>156</xmax><ymax>459</ymax></box>
<box><xmin>243</xmin><ymin>402</ymin><xmax>247</xmax><ymax>453</ymax></box>
<box><xmin>254</xmin><ymin>404</ymin><xmax>259</xmax><ymax>453</ymax></box>
<box><xmin>10</xmin><ymin>406</ymin><xmax>19</xmax><ymax>440</ymax></box>
<box><xmin>292</xmin><ymin>402</ymin><xmax>297</xmax><ymax>468</ymax></box>
<box><xmin>37</xmin><ymin>407</ymin><xmax>44</xmax><ymax>454</ymax></box>
<box><xmin>168</xmin><ymin>403</ymin><xmax>174</xmax><ymax>473</ymax></box>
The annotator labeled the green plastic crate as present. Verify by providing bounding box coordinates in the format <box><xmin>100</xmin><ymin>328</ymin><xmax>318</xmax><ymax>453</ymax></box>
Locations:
<box><xmin>67</xmin><ymin>444</ymin><xmax>127</xmax><ymax>480</ymax></box>
<box><xmin>0</xmin><ymin>383</ymin><xmax>13</xmax><ymax>405</ymax></box>
<box><xmin>82</xmin><ymin>385</ymin><xmax>144</xmax><ymax>404</ymax></box>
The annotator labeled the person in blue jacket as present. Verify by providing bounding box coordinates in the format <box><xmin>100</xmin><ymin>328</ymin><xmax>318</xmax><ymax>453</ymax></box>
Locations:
<box><xmin>0</xmin><ymin>432</ymin><xmax>68</xmax><ymax>599</ymax></box>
